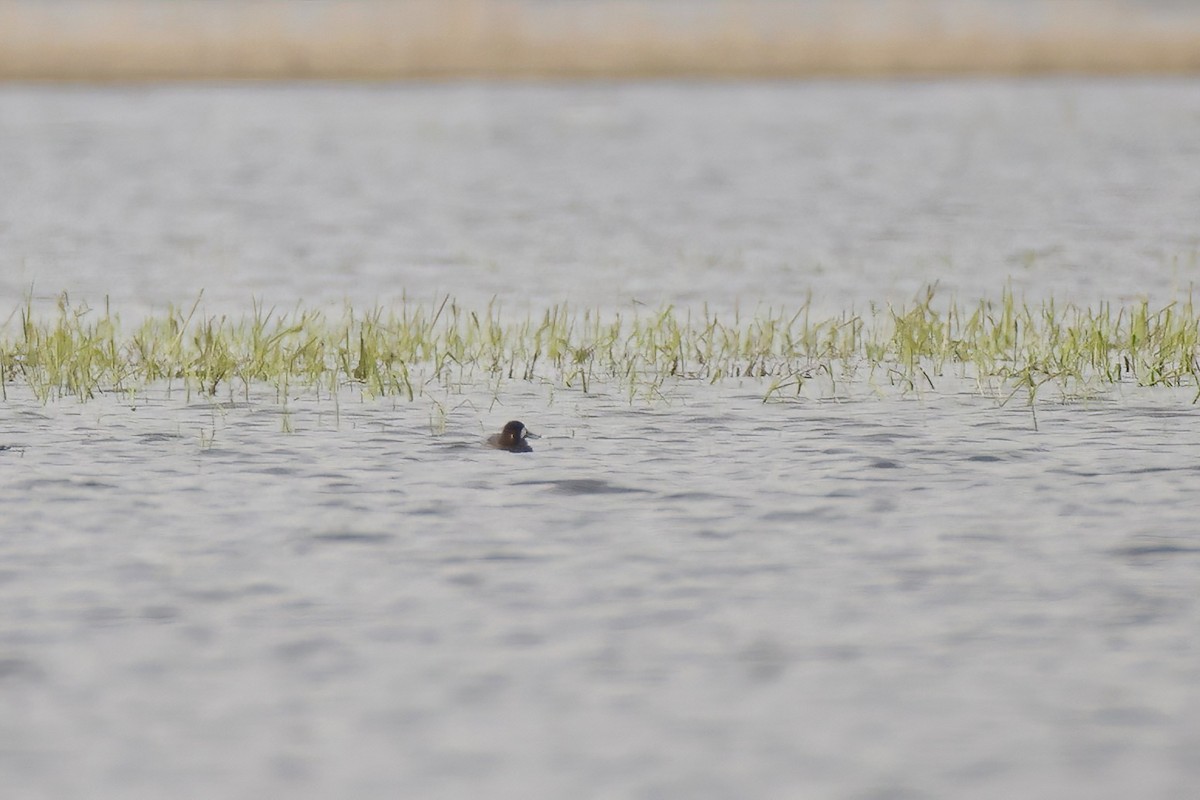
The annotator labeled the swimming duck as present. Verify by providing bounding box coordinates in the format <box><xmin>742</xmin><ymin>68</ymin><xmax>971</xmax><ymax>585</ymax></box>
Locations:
<box><xmin>487</xmin><ymin>420</ymin><xmax>537</xmax><ymax>453</ymax></box>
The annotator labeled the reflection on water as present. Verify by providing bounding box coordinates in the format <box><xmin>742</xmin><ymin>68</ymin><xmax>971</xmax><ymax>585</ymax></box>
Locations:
<box><xmin>1</xmin><ymin>380</ymin><xmax>1199</xmax><ymax>798</ymax></box>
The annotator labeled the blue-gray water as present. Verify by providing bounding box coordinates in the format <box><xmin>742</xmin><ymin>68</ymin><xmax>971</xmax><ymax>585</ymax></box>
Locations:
<box><xmin>2</xmin><ymin>80</ymin><xmax>1200</xmax><ymax>799</ymax></box>
<box><xmin>2</xmin><ymin>80</ymin><xmax>1198</xmax><ymax>316</ymax></box>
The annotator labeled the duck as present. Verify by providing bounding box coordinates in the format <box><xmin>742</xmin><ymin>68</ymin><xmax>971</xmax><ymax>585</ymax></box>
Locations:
<box><xmin>487</xmin><ymin>420</ymin><xmax>537</xmax><ymax>453</ymax></box>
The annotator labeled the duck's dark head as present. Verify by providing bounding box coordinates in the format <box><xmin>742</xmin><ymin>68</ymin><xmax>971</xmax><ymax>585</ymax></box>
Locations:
<box><xmin>502</xmin><ymin>420</ymin><xmax>528</xmax><ymax>441</ymax></box>
<box><xmin>489</xmin><ymin>420</ymin><xmax>538</xmax><ymax>452</ymax></box>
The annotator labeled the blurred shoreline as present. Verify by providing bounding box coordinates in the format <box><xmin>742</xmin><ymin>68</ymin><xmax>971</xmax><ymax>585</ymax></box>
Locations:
<box><xmin>2</xmin><ymin>0</ymin><xmax>1200</xmax><ymax>81</ymax></box>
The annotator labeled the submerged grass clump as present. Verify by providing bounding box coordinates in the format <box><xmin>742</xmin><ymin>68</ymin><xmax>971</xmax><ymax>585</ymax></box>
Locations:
<box><xmin>2</xmin><ymin>289</ymin><xmax>1199</xmax><ymax>405</ymax></box>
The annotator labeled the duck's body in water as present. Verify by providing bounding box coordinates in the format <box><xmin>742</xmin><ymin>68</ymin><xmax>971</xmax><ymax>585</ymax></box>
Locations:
<box><xmin>487</xmin><ymin>420</ymin><xmax>537</xmax><ymax>453</ymax></box>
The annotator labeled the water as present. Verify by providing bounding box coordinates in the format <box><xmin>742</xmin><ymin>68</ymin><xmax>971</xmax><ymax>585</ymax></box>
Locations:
<box><xmin>2</xmin><ymin>80</ymin><xmax>1200</xmax><ymax>799</ymax></box>
<box><xmin>2</xmin><ymin>80</ymin><xmax>1199</xmax><ymax>316</ymax></box>
<box><xmin>3</xmin><ymin>382</ymin><xmax>1200</xmax><ymax>798</ymax></box>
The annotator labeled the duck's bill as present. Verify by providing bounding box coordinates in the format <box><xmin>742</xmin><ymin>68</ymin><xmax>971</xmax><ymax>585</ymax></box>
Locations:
<box><xmin>524</xmin><ymin>430</ymin><xmax>541</xmax><ymax>439</ymax></box>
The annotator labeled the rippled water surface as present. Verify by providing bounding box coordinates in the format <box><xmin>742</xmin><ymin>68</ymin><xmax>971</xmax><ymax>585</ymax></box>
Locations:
<box><xmin>2</xmin><ymin>80</ymin><xmax>1200</xmax><ymax>799</ymax></box>
<box><xmin>2</xmin><ymin>79</ymin><xmax>1199</xmax><ymax>316</ymax></box>
<box><xmin>3</xmin><ymin>381</ymin><xmax>1200</xmax><ymax>799</ymax></box>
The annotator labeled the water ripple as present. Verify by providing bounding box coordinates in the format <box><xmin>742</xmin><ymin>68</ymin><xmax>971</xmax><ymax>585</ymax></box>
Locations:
<box><xmin>1113</xmin><ymin>542</ymin><xmax>1200</xmax><ymax>558</ymax></box>
<box><xmin>517</xmin><ymin>478</ymin><xmax>651</xmax><ymax>495</ymax></box>
<box><xmin>309</xmin><ymin>531</ymin><xmax>393</xmax><ymax>545</ymax></box>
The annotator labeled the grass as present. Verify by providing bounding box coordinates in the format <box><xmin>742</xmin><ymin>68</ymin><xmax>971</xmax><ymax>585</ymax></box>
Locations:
<box><xmin>3</xmin><ymin>0</ymin><xmax>1200</xmax><ymax>81</ymax></box>
<box><xmin>2</xmin><ymin>288</ymin><xmax>1199</xmax><ymax>407</ymax></box>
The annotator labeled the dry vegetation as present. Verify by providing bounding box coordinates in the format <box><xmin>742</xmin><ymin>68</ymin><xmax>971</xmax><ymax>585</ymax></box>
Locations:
<box><xmin>1</xmin><ymin>0</ymin><xmax>1199</xmax><ymax>80</ymax></box>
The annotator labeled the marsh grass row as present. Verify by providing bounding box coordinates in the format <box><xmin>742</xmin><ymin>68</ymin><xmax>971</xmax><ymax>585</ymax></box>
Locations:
<box><xmin>3</xmin><ymin>289</ymin><xmax>1199</xmax><ymax>406</ymax></box>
